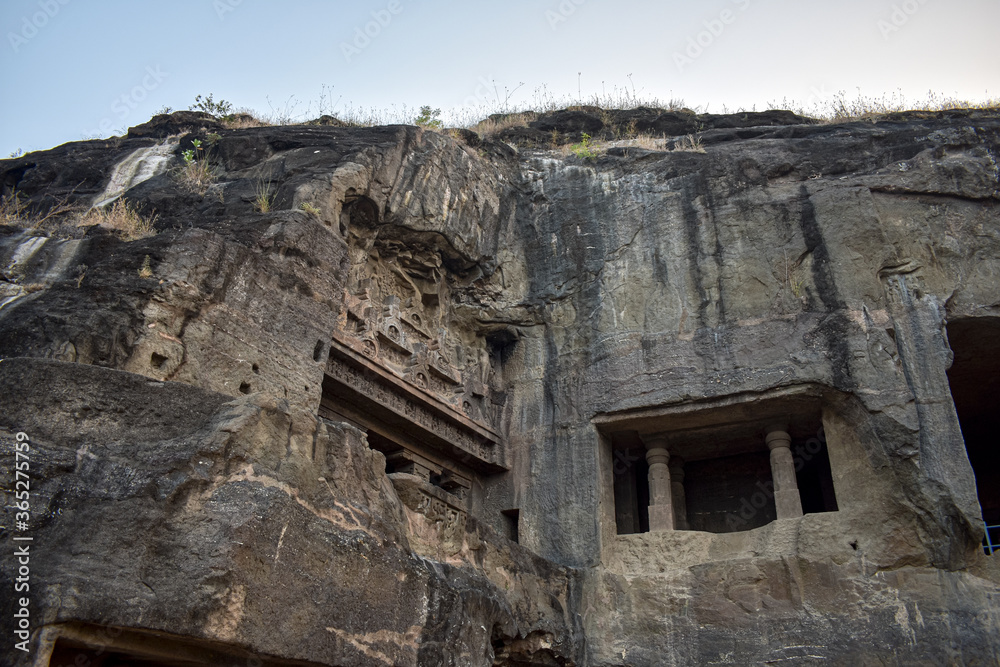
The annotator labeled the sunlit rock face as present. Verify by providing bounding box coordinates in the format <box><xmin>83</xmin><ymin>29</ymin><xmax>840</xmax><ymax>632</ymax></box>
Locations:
<box><xmin>1</xmin><ymin>108</ymin><xmax>999</xmax><ymax>666</ymax></box>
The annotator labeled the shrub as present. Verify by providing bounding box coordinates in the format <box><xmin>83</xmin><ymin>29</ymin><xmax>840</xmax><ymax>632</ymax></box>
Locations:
<box><xmin>415</xmin><ymin>106</ymin><xmax>443</xmax><ymax>129</ymax></box>
<box><xmin>570</xmin><ymin>133</ymin><xmax>601</xmax><ymax>159</ymax></box>
<box><xmin>191</xmin><ymin>93</ymin><xmax>234</xmax><ymax>118</ymax></box>
<box><xmin>178</xmin><ymin>138</ymin><xmax>214</xmax><ymax>195</ymax></box>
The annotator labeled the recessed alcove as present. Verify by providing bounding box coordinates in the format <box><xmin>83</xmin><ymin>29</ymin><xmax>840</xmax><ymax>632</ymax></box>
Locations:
<box><xmin>43</xmin><ymin>624</ymin><xmax>322</xmax><ymax>667</ymax></box>
<box><xmin>502</xmin><ymin>508</ymin><xmax>520</xmax><ymax>543</ymax></box>
<box><xmin>946</xmin><ymin>317</ymin><xmax>1000</xmax><ymax>552</ymax></box>
<box><xmin>339</xmin><ymin>193</ymin><xmax>378</xmax><ymax>235</ymax></box>
<box><xmin>600</xmin><ymin>387</ymin><xmax>839</xmax><ymax>536</ymax></box>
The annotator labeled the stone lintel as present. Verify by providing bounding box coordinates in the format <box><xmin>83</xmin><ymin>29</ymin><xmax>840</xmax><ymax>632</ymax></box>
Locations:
<box><xmin>325</xmin><ymin>340</ymin><xmax>505</xmax><ymax>473</ymax></box>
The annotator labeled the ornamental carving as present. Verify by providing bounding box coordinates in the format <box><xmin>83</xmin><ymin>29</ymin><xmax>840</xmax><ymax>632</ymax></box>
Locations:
<box><xmin>323</xmin><ymin>233</ymin><xmax>507</xmax><ymax>473</ymax></box>
<box><xmin>333</xmin><ymin>249</ymin><xmax>499</xmax><ymax>432</ymax></box>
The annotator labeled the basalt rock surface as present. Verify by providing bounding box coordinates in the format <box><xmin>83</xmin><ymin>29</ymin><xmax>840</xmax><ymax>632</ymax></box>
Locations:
<box><xmin>1</xmin><ymin>108</ymin><xmax>999</xmax><ymax>666</ymax></box>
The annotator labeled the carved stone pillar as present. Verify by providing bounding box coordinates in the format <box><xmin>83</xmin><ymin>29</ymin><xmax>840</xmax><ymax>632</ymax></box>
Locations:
<box><xmin>669</xmin><ymin>456</ymin><xmax>689</xmax><ymax>530</ymax></box>
<box><xmin>766</xmin><ymin>425</ymin><xmax>803</xmax><ymax>519</ymax></box>
<box><xmin>644</xmin><ymin>436</ymin><xmax>674</xmax><ymax>532</ymax></box>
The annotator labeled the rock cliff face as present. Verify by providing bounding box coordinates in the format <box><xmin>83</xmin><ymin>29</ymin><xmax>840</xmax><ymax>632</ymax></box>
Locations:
<box><xmin>1</xmin><ymin>107</ymin><xmax>999</xmax><ymax>665</ymax></box>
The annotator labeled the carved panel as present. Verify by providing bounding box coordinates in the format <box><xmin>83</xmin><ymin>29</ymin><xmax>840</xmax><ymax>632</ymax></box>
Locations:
<box><xmin>333</xmin><ymin>256</ymin><xmax>501</xmax><ymax>432</ymax></box>
<box><xmin>325</xmin><ymin>345</ymin><xmax>503</xmax><ymax>471</ymax></box>
<box><xmin>325</xmin><ymin>231</ymin><xmax>508</xmax><ymax>475</ymax></box>
<box><xmin>390</xmin><ymin>472</ymin><xmax>467</xmax><ymax>541</ymax></box>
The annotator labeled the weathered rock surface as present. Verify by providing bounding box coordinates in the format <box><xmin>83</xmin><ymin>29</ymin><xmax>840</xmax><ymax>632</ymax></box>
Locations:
<box><xmin>2</xmin><ymin>108</ymin><xmax>1000</xmax><ymax>665</ymax></box>
<box><xmin>0</xmin><ymin>358</ymin><xmax>580</xmax><ymax>666</ymax></box>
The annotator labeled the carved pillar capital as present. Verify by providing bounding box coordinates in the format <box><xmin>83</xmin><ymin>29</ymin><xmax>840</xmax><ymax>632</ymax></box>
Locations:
<box><xmin>765</xmin><ymin>424</ymin><xmax>792</xmax><ymax>451</ymax></box>
<box><xmin>645</xmin><ymin>446</ymin><xmax>670</xmax><ymax>467</ymax></box>
<box><xmin>642</xmin><ymin>433</ymin><xmax>669</xmax><ymax>450</ymax></box>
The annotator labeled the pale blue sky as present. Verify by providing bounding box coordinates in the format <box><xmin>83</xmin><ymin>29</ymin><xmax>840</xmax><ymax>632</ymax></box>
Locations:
<box><xmin>2</xmin><ymin>0</ymin><xmax>998</xmax><ymax>156</ymax></box>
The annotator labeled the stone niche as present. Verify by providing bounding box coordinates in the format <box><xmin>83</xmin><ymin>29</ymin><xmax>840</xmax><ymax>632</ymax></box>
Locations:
<box><xmin>598</xmin><ymin>386</ymin><xmax>839</xmax><ymax>538</ymax></box>
<box><xmin>318</xmin><ymin>208</ymin><xmax>508</xmax><ymax>523</ymax></box>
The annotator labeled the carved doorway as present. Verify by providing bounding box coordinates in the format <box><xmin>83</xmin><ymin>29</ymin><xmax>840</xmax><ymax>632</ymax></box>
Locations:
<box><xmin>946</xmin><ymin>317</ymin><xmax>1000</xmax><ymax>551</ymax></box>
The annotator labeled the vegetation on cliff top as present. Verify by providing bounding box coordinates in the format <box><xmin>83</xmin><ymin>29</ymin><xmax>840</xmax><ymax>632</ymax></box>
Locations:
<box><xmin>174</xmin><ymin>85</ymin><xmax>999</xmax><ymax>135</ymax></box>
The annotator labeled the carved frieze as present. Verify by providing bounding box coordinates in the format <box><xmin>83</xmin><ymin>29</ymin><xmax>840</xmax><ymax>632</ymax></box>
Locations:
<box><xmin>333</xmin><ymin>281</ymin><xmax>497</xmax><ymax>429</ymax></box>
<box><xmin>325</xmin><ymin>344</ymin><xmax>504</xmax><ymax>471</ymax></box>
<box><xmin>325</xmin><ymin>239</ymin><xmax>507</xmax><ymax>473</ymax></box>
<box><xmin>389</xmin><ymin>472</ymin><xmax>467</xmax><ymax>539</ymax></box>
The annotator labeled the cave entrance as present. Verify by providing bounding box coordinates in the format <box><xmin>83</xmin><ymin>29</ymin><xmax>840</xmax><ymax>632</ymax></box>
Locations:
<box><xmin>946</xmin><ymin>317</ymin><xmax>1000</xmax><ymax>554</ymax></box>
<box><xmin>605</xmin><ymin>393</ymin><xmax>838</xmax><ymax>536</ymax></box>
<box><xmin>339</xmin><ymin>193</ymin><xmax>378</xmax><ymax>235</ymax></box>
<box><xmin>44</xmin><ymin>624</ymin><xmax>323</xmax><ymax>667</ymax></box>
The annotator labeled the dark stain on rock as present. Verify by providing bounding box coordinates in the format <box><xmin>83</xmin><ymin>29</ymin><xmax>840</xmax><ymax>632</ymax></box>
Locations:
<box><xmin>798</xmin><ymin>184</ymin><xmax>854</xmax><ymax>389</ymax></box>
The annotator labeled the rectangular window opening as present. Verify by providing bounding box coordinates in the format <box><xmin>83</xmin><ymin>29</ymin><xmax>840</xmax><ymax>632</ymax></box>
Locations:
<box><xmin>608</xmin><ymin>405</ymin><xmax>838</xmax><ymax>536</ymax></box>
<box><xmin>501</xmin><ymin>508</ymin><xmax>520</xmax><ymax>543</ymax></box>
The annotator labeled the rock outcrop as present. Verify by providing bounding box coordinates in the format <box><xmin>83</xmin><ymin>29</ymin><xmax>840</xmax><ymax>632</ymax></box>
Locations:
<box><xmin>1</xmin><ymin>107</ymin><xmax>999</xmax><ymax>665</ymax></box>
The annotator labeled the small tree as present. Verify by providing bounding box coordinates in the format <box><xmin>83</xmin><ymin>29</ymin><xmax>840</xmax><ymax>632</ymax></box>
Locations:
<box><xmin>191</xmin><ymin>94</ymin><xmax>234</xmax><ymax>118</ymax></box>
<box><xmin>414</xmin><ymin>106</ymin><xmax>443</xmax><ymax>129</ymax></box>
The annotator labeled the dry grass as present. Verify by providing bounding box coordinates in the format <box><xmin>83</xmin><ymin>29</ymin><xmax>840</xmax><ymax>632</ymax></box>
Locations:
<box><xmin>221</xmin><ymin>110</ymin><xmax>270</xmax><ymax>129</ymax></box>
<box><xmin>0</xmin><ymin>192</ymin><xmax>29</xmax><ymax>226</ymax></box>
<box><xmin>78</xmin><ymin>199</ymin><xmax>157</xmax><ymax>241</ymax></box>
<box><xmin>604</xmin><ymin>134</ymin><xmax>670</xmax><ymax>152</ymax></box>
<box><xmin>1</xmin><ymin>192</ymin><xmax>80</xmax><ymax>230</ymax></box>
<box><xmin>178</xmin><ymin>157</ymin><xmax>214</xmax><ymax>195</ymax></box>
<box><xmin>170</xmin><ymin>83</ymin><xmax>999</xmax><ymax>146</ymax></box>
<box><xmin>469</xmin><ymin>112</ymin><xmax>538</xmax><ymax>139</ymax></box>
<box><xmin>253</xmin><ymin>178</ymin><xmax>275</xmax><ymax>213</ymax></box>
<box><xmin>824</xmin><ymin>90</ymin><xmax>1000</xmax><ymax>122</ymax></box>
<box><xmin>671</xmin><ymin>134</ymin><xmax>705</xmax><ymax>153</ymax></box>
<box><xmin>632</xmin><ymin>134</ymin><xmax>668</xmax><ymax>150</ymax></box>
<box><xmin>138</xmin><ymin>255</ymin><xmax>153</xmax><ymax>278</ymax></box>
<box><xmin>764</xmin><ymin>89</ymin><xmax>1000</xmax><ymax>124</ymax></box>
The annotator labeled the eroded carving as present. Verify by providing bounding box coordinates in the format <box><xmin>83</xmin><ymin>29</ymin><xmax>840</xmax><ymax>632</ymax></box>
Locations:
<box><xmin>332</xmin><ymin>234</ymin><xmax>502</xmax><ymax>430</ymax></box>
<box><xmin>325</xmin><ymin>352</ymin><xmax>501</xmax><ymax>468</ymax></box>
<box><xmin>390</xmin><ymin>472</ymin><xmax>468</xmax><ymax>530</ymax></box>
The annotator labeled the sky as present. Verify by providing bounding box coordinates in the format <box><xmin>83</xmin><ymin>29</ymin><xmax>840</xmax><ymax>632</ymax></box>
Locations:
<box><xmin>1</xmin><ymin>0</ymin><xmax>998</xmax><ymax>156</ymax></box>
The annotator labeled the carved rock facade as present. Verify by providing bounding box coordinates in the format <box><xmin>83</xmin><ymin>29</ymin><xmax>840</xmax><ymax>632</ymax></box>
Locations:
<box><xmin>1</xmin><ymin>109</ymin><xmax>1000</xmax><ymax>665</ymax></box>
